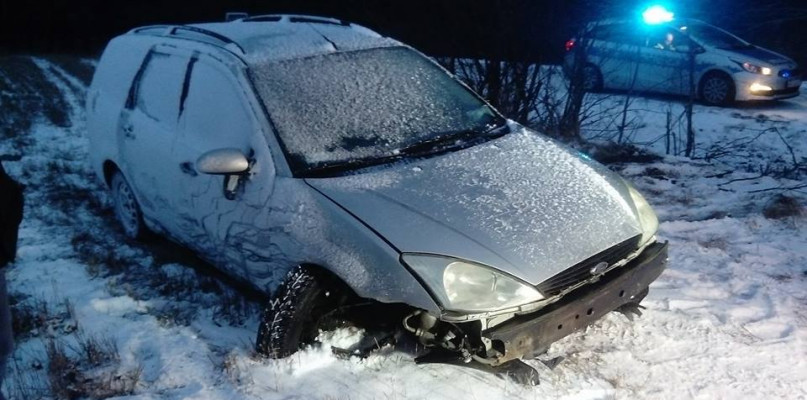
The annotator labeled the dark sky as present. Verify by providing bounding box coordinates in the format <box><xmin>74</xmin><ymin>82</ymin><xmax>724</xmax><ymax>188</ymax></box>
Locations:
<box><xmin>0</xmin><ymin>0</ymin><xmax>805</xmax><ymax>65</ymax></box>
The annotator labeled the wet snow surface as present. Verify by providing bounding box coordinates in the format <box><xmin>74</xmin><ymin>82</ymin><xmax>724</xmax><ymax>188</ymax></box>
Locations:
<box><xmin>1</xmin><ymin>57</ymin><xmax>806</xmax><ymax>399</ymax></box>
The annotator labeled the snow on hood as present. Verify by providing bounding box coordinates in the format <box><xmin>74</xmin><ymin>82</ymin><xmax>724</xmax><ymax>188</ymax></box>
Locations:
<box><xmin>306</xmin><ymin>128</ymin><xmax>642</xmax><ymax>285</ymax></box>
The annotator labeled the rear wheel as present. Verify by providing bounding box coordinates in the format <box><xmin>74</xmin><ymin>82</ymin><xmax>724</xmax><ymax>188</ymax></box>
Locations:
<box><xmin>700</xmin><ymin>72</ymin><xmax>735</xmax><ymax>106</ymax></box>
<box><xmin>256</xmin><ymin>266</ymin><xmax>348</xmax><ymax>358</ymax></box>
<box><xmin>111</xmin><ymin>172</ymin><xmax>147</xmax><ymax>240</ymax></box>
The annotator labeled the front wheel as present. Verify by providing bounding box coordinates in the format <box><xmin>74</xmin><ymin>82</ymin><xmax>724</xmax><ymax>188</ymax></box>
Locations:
<box><xmin>700</xmin><ymin>73</ymin><xmax>735</xmax><ymax>106</ymax></box>
<box><xmin>256</xmin><ymin>266</ymin><xmax>347</xmax><ymax>358</ymax></box>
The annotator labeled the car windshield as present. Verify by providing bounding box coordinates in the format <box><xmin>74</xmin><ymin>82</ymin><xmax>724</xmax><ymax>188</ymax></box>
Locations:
<box><xmin>681</xmin><ymin>21</ymin><xmax>751</xmax><ymax>49</ymax></box>
<box><xmin>248</xmin><ymin>47</ymin><xmax>505</xmax><ymax>175</ymax></box>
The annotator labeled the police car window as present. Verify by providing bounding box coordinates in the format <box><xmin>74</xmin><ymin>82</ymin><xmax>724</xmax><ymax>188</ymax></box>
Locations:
<box><xmin>591</xmin><ymin>24</ymin><xmax>638</xmax><ymax>45</ymax></box>
<box><xmin>134</xmin><ymin>52</ymin><xmax>186</xmax><ymax>127</ymax></box>
<box><xmin>648</xmin><ymin>28</ymin><xmax>692</xmax><ymax>52</ymax></box>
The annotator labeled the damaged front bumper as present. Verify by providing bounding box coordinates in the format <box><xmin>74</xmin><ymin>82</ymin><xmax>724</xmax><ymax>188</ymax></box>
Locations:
<box><xmin>479</xmin><ymin>241</ymin><xmax>668</xmax><ymax>365</ymax></box>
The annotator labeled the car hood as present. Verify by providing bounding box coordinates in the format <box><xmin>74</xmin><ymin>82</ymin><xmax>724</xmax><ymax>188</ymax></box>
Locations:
<box><xmin>713</xmin><ymin>45</ymin><xmax>795</xmax><ymax>67</ymax></box>
<box><xmin>305</xmin><ymin>127</ymin><xmax>643</xmax><ymax>285</ymax></box>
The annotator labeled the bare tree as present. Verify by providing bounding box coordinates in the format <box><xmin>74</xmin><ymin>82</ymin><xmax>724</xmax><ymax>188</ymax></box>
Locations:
<box><xmin>437</xmin><ymin>57</ymin><xmax>546</xmax><ymax>128</ymax></box>
<box><xmin>684</xmin><ymin>46</ymin><xmax>697</xmax><ymax>157</ymax></box>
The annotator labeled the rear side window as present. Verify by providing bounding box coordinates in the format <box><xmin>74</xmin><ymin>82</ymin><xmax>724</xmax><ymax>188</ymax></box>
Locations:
<box><xmin>131</xmin><ymin>52</ymin><xmax>187</xmax><ymax>127</ymax></box>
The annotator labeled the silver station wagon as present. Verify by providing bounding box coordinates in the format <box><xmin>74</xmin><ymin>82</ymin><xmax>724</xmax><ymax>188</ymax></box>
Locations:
<box><xmin>87</xmin><ymin>14</ymin><xmax>667</xmax><ymax>377</ymax></box>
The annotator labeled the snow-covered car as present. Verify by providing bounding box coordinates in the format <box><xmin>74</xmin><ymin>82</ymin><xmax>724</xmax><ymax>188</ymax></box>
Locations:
<box><xmin>86</xmin><ymin>15</ymin><xmax>667</xmax><ymax>370</ymax></box>
<box><xmin>564</xmin><ymin>18</ymin><xmax>802</xmax><ymax>105</ymax></box>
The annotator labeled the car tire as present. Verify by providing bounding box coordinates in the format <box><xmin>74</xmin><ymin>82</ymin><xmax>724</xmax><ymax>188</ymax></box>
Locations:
<box><xmin>699</xmin><ymin>72</ymin><xmax>735</xmax><ymax>106</ymax></box>
<box><xmin>256</xmin><ymin>266</ymin><xmax>346</xmax><ymax>358</ymax></box>
<box><xmin>111</xmin><ymin>171</ymin><xmax>148</xmax><ymax>240</ymax></box>
<box><xmin>582</xmin><ymin>64</ymin><xmax>603</xmax><ymax>92</ymax></box>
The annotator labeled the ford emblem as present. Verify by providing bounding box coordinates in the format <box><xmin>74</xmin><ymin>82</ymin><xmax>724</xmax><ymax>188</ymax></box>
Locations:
<box><xmin>590</xmin><ymin>261</ymin><xmax>608</xmax><ymax>275</ymax></box>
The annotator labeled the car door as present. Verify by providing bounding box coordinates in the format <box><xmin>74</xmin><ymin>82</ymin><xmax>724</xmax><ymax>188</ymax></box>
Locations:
<box><xmin>171</xmin><ymin>55</ymin><xmax>278</xmax><ymax>281</ymax></box>
<box><xmin>118</xmin><ymin>49</ymin><xmax>188</xmax><ymax>229</ymax></box>
<box><xmin>588</xmin><ymin>22</ymin><xmax>642</xmax><ymax>90</ymax></box>
<box><xmin>636</xmin><ymin>27</ymin><xmax>691</xmax><ymax>94</ymax></box>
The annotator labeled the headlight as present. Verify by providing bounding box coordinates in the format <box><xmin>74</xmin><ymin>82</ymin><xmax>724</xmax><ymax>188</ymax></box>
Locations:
<box><xmin>750</xmin><ymin>82</ymin><xmax>773</xmax><ymax>92</ymax></box>
<box><xmin>402</xmin><ymin>255</ymin><xmax>544</xmax><ymax>312</ymax></box>
<box><xmin>741</xmin><ymin>62</ymin><xmax>772</xmax><ymax>76</ymax></box>
<box><xmin>626</xmin><ymin>183</ymin><xmax>659</xmax><ymax>245</ymax></box>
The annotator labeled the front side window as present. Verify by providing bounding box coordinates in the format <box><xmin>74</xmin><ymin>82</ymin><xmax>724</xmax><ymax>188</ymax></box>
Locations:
<box><xmin>649</xmin><ymin>28</ymin><xmax>678</xmax><ymax>51</ymax></box>
<box><xmin>182</xmin><ymin>60</ymin><xmax>253</xmax><ymax>149</ymax></box>
<box><xmin>642</xmin><ymin>27</ymin><xmax>696</xmax><ymax>53</ymax></box>
<box><xmin>248</xmin><ymin>47</ymin><xmax>505</xmax><ymax>175</ymax></box>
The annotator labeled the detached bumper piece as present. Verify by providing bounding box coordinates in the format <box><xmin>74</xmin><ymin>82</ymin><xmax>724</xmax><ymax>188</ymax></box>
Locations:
<box><xmin>416</xmin><ymin>349</ymin><xmax>542</xmax><ymax>386</ymax></box>
<box><xmin>485</xmin><ymin>241</ymin><xmax>668</xmax><ymax>365</ymax></box>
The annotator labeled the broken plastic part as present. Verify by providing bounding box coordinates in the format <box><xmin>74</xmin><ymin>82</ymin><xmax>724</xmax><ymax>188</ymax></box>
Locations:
<box><xmin>416</xmin><ymin>349</ymin><xmax>540</xmax><ymax>386</ymax></box>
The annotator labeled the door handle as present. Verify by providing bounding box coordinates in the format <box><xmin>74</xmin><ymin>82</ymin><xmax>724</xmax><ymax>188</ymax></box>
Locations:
<box><xmin>179</xmin><ymin>161</ymin><xmax>198</xmax><ymax>176</ymax></box>
<box><xmin>122</xmin><ymin>124</ymin><xmax>135</xmax><ymax>139</ymax></box>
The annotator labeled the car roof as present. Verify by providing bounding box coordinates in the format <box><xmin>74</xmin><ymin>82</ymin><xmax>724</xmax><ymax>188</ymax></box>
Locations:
<box><xmin>127</xmin><ymin>14</ymin><xmax>402</xmax><ymax>64</ymax></box>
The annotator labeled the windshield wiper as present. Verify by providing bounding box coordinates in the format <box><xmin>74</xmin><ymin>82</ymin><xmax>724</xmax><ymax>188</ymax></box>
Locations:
<box><xmin>302</xmin><ymin>122</ymin><xmax>509</xmax><ymax>178</ymax></box>
<box><xmin>397</xmin><ymin>130</ymin><xmax>477</xmax><ymax>156</ymax></box>
<box><xmin>303</xmin><ymin>154</ymin><xmax>405</xmax><ymax>178</ymax></box>
<box><xmin>301</xmin><ymin>134</ymin><xmax>463</xmax><ymax>178</ymax></box>
<box><xmin>398</xmin><ymin>123</ymin><xmax>509</xmax><ymax>157</ymax></box>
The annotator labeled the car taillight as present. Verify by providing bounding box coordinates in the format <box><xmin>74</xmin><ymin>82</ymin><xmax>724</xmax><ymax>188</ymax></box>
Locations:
<box><xmin>565</xmin><ymin>39</ymin><xmax>576</xmax><ymax>52</ymax></box>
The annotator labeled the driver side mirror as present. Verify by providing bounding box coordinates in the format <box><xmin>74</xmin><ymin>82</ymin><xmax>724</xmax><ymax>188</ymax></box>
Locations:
<box><xmin>196</xmin><ymin>148</ymin><xmax>251</xmax><ymax>200</ymax></box>
<box><xmin>196</xmin><ymin>148</ymin><xmax>250</xmax><ymax>175</ymax></box>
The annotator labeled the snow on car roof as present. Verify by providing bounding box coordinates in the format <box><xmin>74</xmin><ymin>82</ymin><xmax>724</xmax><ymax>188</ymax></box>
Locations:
<box><xmin>188</xmin><ymin>15</ymin><xmax>402</xmax><ymax>63</ymax></box>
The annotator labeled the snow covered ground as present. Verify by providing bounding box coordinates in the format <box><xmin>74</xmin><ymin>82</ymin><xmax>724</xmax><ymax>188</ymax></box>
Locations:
<box><xmin>0</xmin><ymin>56</ymin><xmax>805</xmax><ymax>399</ymax></box>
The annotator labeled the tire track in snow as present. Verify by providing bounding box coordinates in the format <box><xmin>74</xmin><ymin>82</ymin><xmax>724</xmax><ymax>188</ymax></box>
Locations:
<box><xmin>30</xmin><ymin>57</ymin><xmax>86</xmax><ymax>132</ymax></box>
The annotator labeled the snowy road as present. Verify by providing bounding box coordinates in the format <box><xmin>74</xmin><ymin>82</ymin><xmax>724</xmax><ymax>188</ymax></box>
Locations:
<box><xmin>0</xmin><ymin>57</ymin><xmax>805</xmax><ymax>399</ymax></box>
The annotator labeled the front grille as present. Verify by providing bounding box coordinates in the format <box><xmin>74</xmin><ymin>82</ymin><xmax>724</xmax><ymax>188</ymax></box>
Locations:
<box><xmin>536</xmin><ymin>235</ymin><xmax>641</xmax><ymax>296</ymax></box>
<box><xmin>779</xmin><ymin>68</ymin><xmax>801</xmax><ymax>79</ymax></box>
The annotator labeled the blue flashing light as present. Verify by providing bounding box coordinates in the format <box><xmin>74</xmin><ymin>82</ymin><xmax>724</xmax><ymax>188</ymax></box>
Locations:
<box><xmin>642</xmin><ymin>5</ymin><xmax>674</xmax><ymax>25</ymax></box>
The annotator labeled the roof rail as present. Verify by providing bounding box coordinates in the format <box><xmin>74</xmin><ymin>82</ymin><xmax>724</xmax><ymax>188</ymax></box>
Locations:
<box><xmin>238</xmin><ymin>14</ymin><xmax>350</xmax><ymax>26</ymax></box>
<box><xmin>131</xmin><ymin>25</ymin><xmax>172</xmax><ymax>35</ymax></box>
<box><xmin>225</xmin><ymin>12</ymin><xmax>248</xmax><ymax>22</ymax></box>
<box><xmin>168</xmin><ymin>26</ymin><xmax>245</xmax><ymax>53</ymax></box>
<box><xmin>131</xmin><ymin>24</ymin><xmax>245</xmax><ymax>54</ymax></box>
